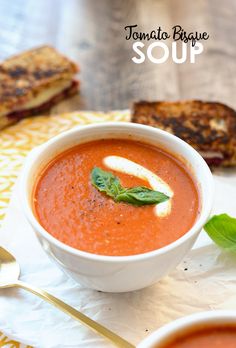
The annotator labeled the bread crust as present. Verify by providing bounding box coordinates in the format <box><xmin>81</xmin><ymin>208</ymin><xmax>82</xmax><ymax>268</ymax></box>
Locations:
<box><xmin>132</xmin><ymin>100</ymin><xmax>236</xmax><ymax>166</ymax></box>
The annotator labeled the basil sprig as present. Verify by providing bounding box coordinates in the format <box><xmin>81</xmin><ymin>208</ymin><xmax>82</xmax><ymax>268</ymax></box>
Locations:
<box><xmin>91</xmin><ymin>167</ymin><xmax>169</xmax><ymax>206</ymax></box>
<box><xmin>204</xmin><ymin>214</ymin><xmax>236</xmax><ymax>251</ymax></box>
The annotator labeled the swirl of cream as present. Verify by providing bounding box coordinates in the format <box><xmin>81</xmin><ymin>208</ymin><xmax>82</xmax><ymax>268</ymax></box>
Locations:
<box><xmin>103</xmin><ymin>156</ymin><xmax>173</xmax><ymax>217</ymax></box>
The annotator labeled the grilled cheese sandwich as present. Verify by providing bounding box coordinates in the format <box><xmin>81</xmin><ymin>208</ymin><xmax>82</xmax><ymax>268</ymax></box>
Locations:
<box><xmin>0</xmin><ymin>46</ymin><xmax>79</xmax><ymax>129</ymax></box>
<box><xmin>132</xmin><ymin>100</ymin><xmax>236</xmax><ymax>167</ymax></box>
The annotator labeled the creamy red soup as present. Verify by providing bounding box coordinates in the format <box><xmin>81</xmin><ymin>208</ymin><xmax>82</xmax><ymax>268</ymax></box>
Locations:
<box><xmin>34</xmin><ymin>139</ymin><xmax>199</xmax><ymax>256</ymax></box>
<box><xmin>159</xmin><ymin>325</ymin><xmax>236</xmax><ymax>348</ymax></box>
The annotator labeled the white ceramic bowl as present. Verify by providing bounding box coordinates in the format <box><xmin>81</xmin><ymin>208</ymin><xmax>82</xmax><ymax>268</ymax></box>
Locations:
<box><xmin>138</xmin><ymin>310</ymin><xmax>236</xmax><ymax>347</ymax></box>
<box><xmin>20</xmin><ymin>122</ymin><xmax>213</xmax><ymax>292</ymax></box>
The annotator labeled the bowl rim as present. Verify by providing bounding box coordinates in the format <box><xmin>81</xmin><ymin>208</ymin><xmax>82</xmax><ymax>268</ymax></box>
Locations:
<box><xmin>138</xmin><ymin>310</ymin><xmax>236</xmax><ymax>347</ymax></box>
<box><xmin>20</xmin><ymin>122</ymin><xmax>214</xmax><ymax>263</ymax></box>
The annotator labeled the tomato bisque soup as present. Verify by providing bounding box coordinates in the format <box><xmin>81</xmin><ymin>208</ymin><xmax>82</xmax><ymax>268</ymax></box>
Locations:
<box><xmin>158</xmin><ymin>325</ymin><xmax>236</xmax><ymax>348</ymax></box>
<box><xmin>34</xmin><ymin>139</ymin><xmax>200</xmax><ymax>256</ymax></box>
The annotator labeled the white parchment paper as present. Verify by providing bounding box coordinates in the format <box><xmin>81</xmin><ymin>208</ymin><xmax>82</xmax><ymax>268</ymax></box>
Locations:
<box><xmin>0</xmin><ymin>169</ymin><xmax>236</xmax><ymax>348</ymax></box>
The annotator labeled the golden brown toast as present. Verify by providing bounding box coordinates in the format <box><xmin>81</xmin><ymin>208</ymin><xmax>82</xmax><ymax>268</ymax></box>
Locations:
<box><xmin>0</xmin><ymin>46</ymin><xmax>79</xmax><ymax>129</ymax></box>
<box><xmin>132</xmin><ymin>100</ymin><xmax>236</xmax><ymax>167</ymax></box>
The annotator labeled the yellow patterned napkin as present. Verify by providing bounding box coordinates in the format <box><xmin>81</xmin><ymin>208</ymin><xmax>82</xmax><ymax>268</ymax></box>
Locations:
<box><xmin>0</xmin><ymin>110</ymin><xmax>130</xmax><ymax>348</ymax></box>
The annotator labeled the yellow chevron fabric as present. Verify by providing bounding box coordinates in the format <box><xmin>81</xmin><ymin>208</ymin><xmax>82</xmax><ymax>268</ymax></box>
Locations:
<box><xmin>0</xmin><ymin>110</ymin><xmax>130</xmax><ymax>347</ymax></box>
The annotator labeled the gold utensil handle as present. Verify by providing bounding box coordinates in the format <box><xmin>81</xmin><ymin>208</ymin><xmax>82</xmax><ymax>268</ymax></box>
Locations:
<box><xmin>15</xmin><ymin>280</ymin><xmax>135</xmax><ymax>348</ymax></box>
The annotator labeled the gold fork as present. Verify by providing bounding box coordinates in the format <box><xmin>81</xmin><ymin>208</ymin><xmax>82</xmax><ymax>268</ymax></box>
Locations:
<box><xmin>0</xmin><ymin>246</ymin><xmax>135</xmax><ymax>348</ymax></box>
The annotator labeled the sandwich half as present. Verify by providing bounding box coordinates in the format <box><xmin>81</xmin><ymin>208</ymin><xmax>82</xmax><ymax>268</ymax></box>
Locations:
<box><xmin>132</xmin><ymin>100</ymin><xmax>236</xmax><ymax>167</ymax></box>
<box><xmin>0</xmin><ymin>46</ymin><xmax>79</xmax><ymax>129</ymax></box>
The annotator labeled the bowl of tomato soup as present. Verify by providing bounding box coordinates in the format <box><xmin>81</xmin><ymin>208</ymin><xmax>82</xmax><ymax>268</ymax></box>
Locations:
<box><xmin>21</xmin><ymin>122</ymin><xmax>213</xmax><ymax>292</ymax></box>
<box><xmin>138</xmin><ymin>311</ymin><xmax>236</xmax><ymax>348</ymax></box>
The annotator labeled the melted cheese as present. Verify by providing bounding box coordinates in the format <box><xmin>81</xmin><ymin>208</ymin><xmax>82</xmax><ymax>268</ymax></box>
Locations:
<box><xmin>0</xmin><ymin>80</ymin><xmax>72</xmax><ymax>118</ymax></box>
<box><xmin>103</xmin><ymin>156</ymin><xmax>173</xmax><ymax>217</ymax></box>
<box><xmin>23</xmin><ymin>81</ymin><xmax>71</xmax><ymax>110</ymax></box>
<box><xmin>199</xmin><ymin>151</ymin><xmax>223</xmax><ymax>159</ymax></box>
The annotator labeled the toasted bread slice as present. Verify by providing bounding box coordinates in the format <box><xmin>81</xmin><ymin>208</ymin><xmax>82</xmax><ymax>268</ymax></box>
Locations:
<box><xmin>132</xmin><ymin>100</ymin><xmax>236</xmax><ymax>167</ymax></box>
<box><xmin>0</xmin><ymin>46</ymin><xmax>79</xmax><ymax>129</ymax></box>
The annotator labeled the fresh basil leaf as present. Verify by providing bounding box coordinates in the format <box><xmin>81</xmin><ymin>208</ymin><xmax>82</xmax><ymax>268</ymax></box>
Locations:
<box><xmin>204</xmin><ymin>214</ymin><xmax>236</xmax><ymax>251</ymax></box>
<box><xmin>116</xmin><ymin>186</ymin><xmax>169</xmax><ymax>206</ymax></box>
<box><xmin>91</xmin><ymin>167</ymin><xmax>123</xmax><ymax>198</ymax></box>
<box><xmin>91</xmin><ymin>167</ymin><xmax>170</xmax><ymax>206</ymax></box>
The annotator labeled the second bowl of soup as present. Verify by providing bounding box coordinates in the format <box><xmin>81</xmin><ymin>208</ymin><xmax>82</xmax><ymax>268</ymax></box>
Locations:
<box><xmin>138</xmin><ymin>310</ymin><xmax>236</xmax><ymax>348</ymax></box>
